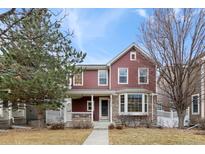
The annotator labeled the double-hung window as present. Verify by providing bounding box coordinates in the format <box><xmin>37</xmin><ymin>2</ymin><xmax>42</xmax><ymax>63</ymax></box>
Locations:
<box><xmin>118</xmin><ymin>68</ymin><xmax>128</xmax><ymax>84</ymax></box>
<box><xmin>73</xmin><ymin>72</ymin><xmax>83</xmax><ymax>86</ymax></box>
<box><xmin>98</xmin><ymin>70</ymin><xmax>108</xmax><ymax>86</ymax></box>
<box><xmin>138</xmin><ymin>68</ymin><xmax>149</xmax><ymax>84</ymax></box>
<box><xmin>120</xmin><ymin>95</ymin><xmax>125</xmax><ymax>113</ymax></box>
<box><xmin>192</xmin><ymin>94</ymin><xmax>199</xmax><ymax>115</ymax></box>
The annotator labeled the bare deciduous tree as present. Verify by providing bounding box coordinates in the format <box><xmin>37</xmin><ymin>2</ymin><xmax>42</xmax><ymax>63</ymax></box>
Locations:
<box><xmin>139</xmin><ymin>9</ymin><xmax>205</xmax><ymax>128</ymax></box>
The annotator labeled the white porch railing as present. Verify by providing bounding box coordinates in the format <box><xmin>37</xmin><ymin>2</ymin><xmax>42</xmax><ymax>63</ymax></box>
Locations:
<box><xmin>157</xmin><ymin>108</ymin><xmax>190</xmax><ymax>128</ymax></box>
<box><xmin>12</xmin><ymin>104</ymin><xmax>26</xmax><ymax>118</ymax></box>
<box><xmin>46</xmin><ymin>110</ymin><xmax>64</xmax><ymax>124</ymax></box>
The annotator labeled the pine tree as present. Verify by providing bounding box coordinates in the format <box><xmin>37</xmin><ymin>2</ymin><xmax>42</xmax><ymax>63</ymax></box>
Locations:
<box><xmin>0</xmin><ymin>9</ymin><xmax>86</xmax><ymax>119</ymax></box>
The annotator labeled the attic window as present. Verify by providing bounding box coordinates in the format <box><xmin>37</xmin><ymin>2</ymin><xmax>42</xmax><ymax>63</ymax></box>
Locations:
<box><xmin>130</xmin><ymin>51</ymin><xmax>136</xmax><ymax>61</ymax></box>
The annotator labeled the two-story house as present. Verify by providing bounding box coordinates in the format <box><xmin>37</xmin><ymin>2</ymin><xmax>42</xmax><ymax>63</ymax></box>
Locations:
<box><xmin>54</xmin><ymin>43</ymin><xmax>157</xmax><ymax>126</ymax></box>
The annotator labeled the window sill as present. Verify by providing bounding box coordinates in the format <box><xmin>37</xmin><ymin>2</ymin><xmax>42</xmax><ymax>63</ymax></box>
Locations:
<box><xmin>192</xmin><ymin>113</ymin><xmax>199</xmax><ymax>115</ymax></box>
<box><xmin>138</xmin><ymin>83</ymin><xmax>149</xmax><ymax>85</ymax></box>
<box><xmin>119</xmin><ymin>112</ymin><xmax>149</xmax><ymax>116</ymax></box>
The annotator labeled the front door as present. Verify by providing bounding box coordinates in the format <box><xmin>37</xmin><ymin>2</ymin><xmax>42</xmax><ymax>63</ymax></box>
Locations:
<box><xmin>100</xmin><ymin>98</ymin><xmax>109</xmax><ymax>120</ymax></box>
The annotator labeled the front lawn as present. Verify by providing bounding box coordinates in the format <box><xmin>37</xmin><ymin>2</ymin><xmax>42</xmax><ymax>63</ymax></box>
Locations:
<box><xmin>0</xmin><ymin>128</ymin><xmax>91</xmax><ymax>145</ymax></box>
<box><xmin>109</xmin><ymin>128</ymin><xmax>205</xmax><ymax>145</ymax></box>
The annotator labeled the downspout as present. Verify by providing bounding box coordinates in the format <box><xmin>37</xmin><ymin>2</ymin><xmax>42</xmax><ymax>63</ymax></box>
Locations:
<box><xmin>151</xmin><ymin>94</ymin><xmax>154</xmax><ymax>121</ymax></box>
<box><xmin>201</xmin><ymin>62</ymin><xmax>205</xmax><ymax>118</ymax></box>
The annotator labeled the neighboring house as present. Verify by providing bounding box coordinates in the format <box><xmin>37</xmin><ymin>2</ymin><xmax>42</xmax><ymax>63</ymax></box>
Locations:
<box><xmin>46</xmin><ymin>43</ymin><xmax>157</xmax><ymax>126</ymax></box>
<box><xmin>157</xmin><ymin>56</ymin><xmax>205</xmax><ymax>126</ymax></box>
<box><xmin>0</xmin><ymin>89</ymin><xmax>27</xmax><ymax>129</ymax></box>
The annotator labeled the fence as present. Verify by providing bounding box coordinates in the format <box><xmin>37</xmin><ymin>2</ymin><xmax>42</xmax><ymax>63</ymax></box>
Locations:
<box><xmin>157</xmin><ymin>108</ymin><xmax>190</xmax><ymax>128</ymax></box>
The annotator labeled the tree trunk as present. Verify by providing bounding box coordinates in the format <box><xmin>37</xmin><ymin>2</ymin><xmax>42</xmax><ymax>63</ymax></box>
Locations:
<box><xmin>178</xmin><ymin>111</ymin><xmax>186</xmax><ymax>129</ymax></box>
<box><xmin>37</xmin><ymin>110</ymin><xmax>44</xmax><ymax>128</ymax></box>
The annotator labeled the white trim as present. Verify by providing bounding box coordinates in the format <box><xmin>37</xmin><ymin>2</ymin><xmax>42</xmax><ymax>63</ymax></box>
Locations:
<box><xmin>118</xmin><ymin>67</ymin><xmax>128</xmax><ymax>84</ymax></box>
<box><xmin>73</xmin><ymin>72</ymin><xmax>83</xmax><ymax>86</ymax></box>
<box><xmin>130</xmin><ymin>51</ymin><xmax>136</xmax><ymax>61</ymax></box>
<box><xmin>87</xmin><ymin>100</ymin><xmax>92</xmax><ymax>112</ymax></box>
<box><xmin>99</xmin><ymin>97</ymin><xmax>110</xmax><ymax>121</ymax></box>
<box><xmin>109</xmin><ymin>66</ymin><xmax>112</xmax><ymax>89</ymax></box>
<box><xmin>110</xmin><ymin>95</ymin><xmax>113</xmax><ymax>123</ymax></box>
<box><xmin>91</xmin><ymin>95</ymin><xmax>94</xmax><ymax>122</ymax></box>
<box><xmin>138</xmin><ymin>68</ymin><xmax>149</xmax><ymax>84</ymax></box>
<box><xmin>98</xmin><ymin>70</ymin><xmax>108</xmax><ymax>86</ymax></box>
<box><xmin>191</xmin><ymin>94</ymin><xmax>200</xmax><ymax>115</ymax></box>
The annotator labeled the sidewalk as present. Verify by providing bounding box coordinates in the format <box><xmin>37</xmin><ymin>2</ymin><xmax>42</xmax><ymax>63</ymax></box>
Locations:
<box><xmin>83</xmin><ymin>122</ymin><xmax>109</xmax><ymax>145</ymax></box>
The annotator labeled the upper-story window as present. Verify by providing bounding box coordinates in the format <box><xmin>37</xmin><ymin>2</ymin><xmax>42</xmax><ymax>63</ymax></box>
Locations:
<box><xmin>73</xmin><ymin>72</ymin><xmax>83</xmax><ymax>86</ymax></box>
<box><xmin>130</xmin><ymin>51</ymin><xmax>136</xmax><ymax>61</ymax></box>
<box><xmin>138</xmin><ymin>68</ymin><xmax>149</xmax><ymax>84</ymax></box>
<box><xmin>192</xmin><ymin>94</ymin><xmax>199</xmax><ymax>115</ymax></box>
<box><xmin>98</xmin><ymin>70</ymin><xmax>108</xmax><ymax>86</ymax></box>
<box><xmin>118</xmin><ymin>68</ymin><xmax>128</xmax><ymax>84</ymax></box>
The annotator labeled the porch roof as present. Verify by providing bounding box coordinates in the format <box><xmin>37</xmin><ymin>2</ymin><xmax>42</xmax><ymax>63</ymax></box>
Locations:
<box><xmin>67</xmin><ymin>88</ymin><xmax>153</xmax><ymax>96</ymax></box>
<box><xmin>67</xmin><ymin>89</ymin><xmax>115</xmax><ymax>96</ymax></box>
<box><xmin>115</xmin><ymin>88</ymin><xmax>153</xmax><ymax>94</ymax></box>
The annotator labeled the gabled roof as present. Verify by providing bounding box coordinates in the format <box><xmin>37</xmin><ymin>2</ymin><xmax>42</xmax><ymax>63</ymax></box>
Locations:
<box><xmin>107</xmin><ymin>42</ymin><xmax>156</xmax><ymax>66</ymax></box>
<box><xmin>76</xmin><ymin>42</ymin><xmax>156</xmax><ymax>69</ymax></box>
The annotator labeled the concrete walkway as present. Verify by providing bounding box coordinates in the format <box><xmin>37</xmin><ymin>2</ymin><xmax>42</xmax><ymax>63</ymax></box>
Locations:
<box><xmin>83</xmin><ymin>122</ymin><xmax>109</xmax><ymax>145</ymax></box>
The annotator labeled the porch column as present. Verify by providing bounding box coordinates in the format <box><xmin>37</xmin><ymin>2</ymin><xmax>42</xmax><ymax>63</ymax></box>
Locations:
<box><xmin>91</xmin><ymin>95</ymin><xmax>94</xmax><ymax>122</ymax></box>
<box><xmin>110</xmin><ymin>95</ymin><xmax>113</xmax><ymax>123</ymax></box>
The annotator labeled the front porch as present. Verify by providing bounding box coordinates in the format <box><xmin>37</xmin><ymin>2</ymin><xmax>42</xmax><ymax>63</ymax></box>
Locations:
<box><xmin>45</xmin><ymin>90</ymin><xmax>114</xmax><ymax>126</ymax></box>
<box><xmin>71</xmin><ymin>95</ymin><xmax>112</xmax><ymax>122</ymax></box>
<box><xmin>45</xmin><ymin>89</ymin><xmax>157</xmax><ymax>127</ymax></box>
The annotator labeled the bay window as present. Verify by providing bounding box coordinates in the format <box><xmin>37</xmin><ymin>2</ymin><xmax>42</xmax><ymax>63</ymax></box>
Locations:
<box><xmin>120</xmin><ymin>95</ymin><xmax>125</xmax><ymax>112</ymax></box>
<box><xmin>128</xmin><ymin>94</ymin><xmax>142</xmax><ymax>112</ymax></box>
<box><xmin>119</xmin><ymin>93</ymin><xmax>148</xmax><ymax>115</ymax></box>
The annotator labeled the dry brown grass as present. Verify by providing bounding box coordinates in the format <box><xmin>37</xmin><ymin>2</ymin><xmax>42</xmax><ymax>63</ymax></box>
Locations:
<box><xmin>109</xmin><ymin>128</ymin><xmax>205</xmax><ymax>145</ymax></box>
<box><xmin>0</xmin><ymin>128</ymin><xmax>92</xmax><ymax>145</ymax></box>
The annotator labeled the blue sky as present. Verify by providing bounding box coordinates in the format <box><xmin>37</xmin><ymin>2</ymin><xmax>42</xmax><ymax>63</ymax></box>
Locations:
<box><xmin>61</xmin><ymin>8</ymin><xmax>153</xmax><ymax>64</ymax></box>
<box><xmin>0</xmin><ymin>8</ymin><xmax>154</xmax><ymax>63</ymax></box>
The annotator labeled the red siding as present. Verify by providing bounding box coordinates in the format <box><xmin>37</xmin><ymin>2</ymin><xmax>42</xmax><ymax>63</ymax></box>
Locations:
<box><xmin>110</xmin><ymin>47</ymin><xmax>156</xmax><ymax>92</ymax></box>
<box><xmin>73</xmin><ymin>70</ymin><xmax>109</xmax><ymax>89</ymax></box>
